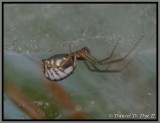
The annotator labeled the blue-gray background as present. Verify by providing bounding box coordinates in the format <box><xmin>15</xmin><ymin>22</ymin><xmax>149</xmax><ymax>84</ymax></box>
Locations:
<box><xmin>4</xmin><ymin>4</ymin><xmax>156</xmax><ymax>119</ymax></box>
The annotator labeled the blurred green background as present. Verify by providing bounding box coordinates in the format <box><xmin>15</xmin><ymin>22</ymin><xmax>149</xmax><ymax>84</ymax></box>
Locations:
<box><xmin>4</xmin><ymin>4</ymin><xmax>156</xmax><ymax>119</ymax></box>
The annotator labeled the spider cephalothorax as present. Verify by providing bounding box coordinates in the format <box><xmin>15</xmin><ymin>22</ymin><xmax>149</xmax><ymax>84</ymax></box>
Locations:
<box><xmin>75</xmin><ymin>47</ymin><xmax>90</xmax><ymax>60</ymax></box>
<box><xmin>30</xmin><ymin>35</ymin><xmax>143</xmax><ymax>81</ymax></box>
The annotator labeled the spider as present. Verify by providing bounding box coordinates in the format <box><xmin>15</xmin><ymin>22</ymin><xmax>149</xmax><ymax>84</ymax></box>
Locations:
<box><xmin>30</xmin><ymin>35</ymin><xmax>143</xmax><ymax>81</ymax></box>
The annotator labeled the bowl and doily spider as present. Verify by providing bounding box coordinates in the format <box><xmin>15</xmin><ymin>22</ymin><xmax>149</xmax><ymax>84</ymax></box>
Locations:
<box><xmin>29</xmin><ymin>35</ymin><xmax>144</xmax><ymax>82</ymax></box>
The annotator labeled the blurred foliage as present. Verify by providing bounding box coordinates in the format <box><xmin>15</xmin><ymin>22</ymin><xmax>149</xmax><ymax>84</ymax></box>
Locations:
<box><xmin>3</xmin><ymin>4</ymin><xmax>157</xmax><ymax>120</ymax></box>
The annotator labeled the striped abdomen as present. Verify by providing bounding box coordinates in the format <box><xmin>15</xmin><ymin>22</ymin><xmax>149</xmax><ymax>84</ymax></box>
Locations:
<box><xmin>45</xmin><ymin>66</ymin><xmax>74</xmax><ymax>81</ymax></box>
<box><xmin>42</xmin><ymin>54</ymin><xmax>75</xmax><ymax>81</ymax></box>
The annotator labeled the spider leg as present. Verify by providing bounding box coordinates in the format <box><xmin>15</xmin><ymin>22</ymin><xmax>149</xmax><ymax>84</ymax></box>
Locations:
<box><xmin>73</xmin><ymin>54</ymin><xmax>77</xmax><ymax>67</ymax></box>
<box><xmin>24</xmin><ymin>53</ymin><xmax>40</xmax><ymax>65</ymax></box>
<box><xmin>53</xmin><ymin>53</ymin><xmax>77</xmax><ymax>69</ymax></box>
<box><xmin>83</xmin><ymin>60</ymin><xmax>96</xmax><ymax>72</ymax></box>
<box><xmin>49</xmin><ymin>45</ymin><xmax>75</xmax><ymax>68</ymax></box>
<box><xmin>84</xmin><ymin>35</ymin><xmax>143</xmax><ymax>65</ymax></box>
<box><xmin>69</xmin><ymin>53</ymin><xmax>77</xmax><ymax>68</ymax></box>
<box><xmin>97</xmin><ymin>38</ymin><xmax>119</xmax><ymax>63</ymax></box>
<box><xmin>84</xmin><ymin>59</ymin><xmax>131</xmax><ymax>72</ymax></box>
<box><xmin>84</xmin><ymin>60</ymin><xmax>112</xmax><ymax>72</ymax></box>
<box><xmin>54</xmin><ymin>54</ymin><xmax>74</xmax><ymax>68</ymax></box>
<box><xmin>85</xmin><ymin>38</ymin><xmax>120</xmax><ymax>63</ymax></box>
<box><xmin>68</xmin><ymin>44</ymin><xmax>77</xmax><ymax>67</ymax></box>
<box><xmin>24</xmin><ymin>45</ymin><xmax>43</xmax><ymax>65</ymax></box>
<box><xmin>100</xmin><ymin>34</ymin><xmax>144</xmax><ymax>65</ymax></box>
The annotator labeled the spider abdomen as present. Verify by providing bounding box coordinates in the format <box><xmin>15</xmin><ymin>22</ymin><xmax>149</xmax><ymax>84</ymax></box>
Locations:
<box><xmin>42</xmin><ymin>54</ymin><xmax>75</xmax><ymax>81</ymax></box>
<box><xmin>45</xmin><ymin>66</ymin><xmax>74</xmax><ymax>81</ymax></box>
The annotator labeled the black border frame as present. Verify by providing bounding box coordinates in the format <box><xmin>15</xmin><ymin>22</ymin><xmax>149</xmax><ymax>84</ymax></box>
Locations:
<box><xmin>2</xmin><ymin>2</ymin><xmax>158</xmax><ymax>121</ymax></box>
